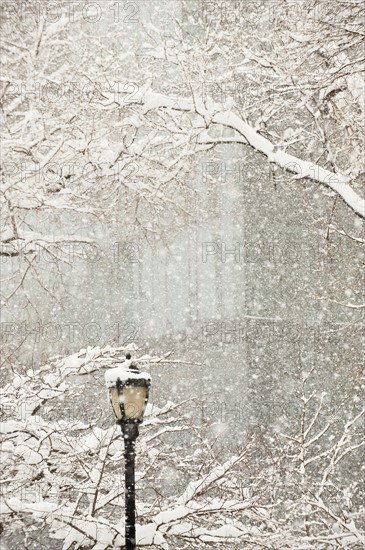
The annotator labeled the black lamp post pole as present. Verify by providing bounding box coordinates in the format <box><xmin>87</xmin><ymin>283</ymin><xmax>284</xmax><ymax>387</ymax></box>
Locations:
<box><xmin>121</xmin><ymin>423</ymin><xmax>139</xmax><ymax>550</ymax></box>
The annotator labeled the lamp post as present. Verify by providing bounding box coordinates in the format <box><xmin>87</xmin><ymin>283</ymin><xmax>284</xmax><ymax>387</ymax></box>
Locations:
<box><xmin>105</xmin><ymin>353</ymin><xmax>151</xmax><ymax>550</ymax></box>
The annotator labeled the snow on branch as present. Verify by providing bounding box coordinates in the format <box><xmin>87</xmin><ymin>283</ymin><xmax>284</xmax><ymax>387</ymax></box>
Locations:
<box><xmin>101</xmin><ymin>87</ymin><xmax>365</xmax><ymax>218</ymax></box>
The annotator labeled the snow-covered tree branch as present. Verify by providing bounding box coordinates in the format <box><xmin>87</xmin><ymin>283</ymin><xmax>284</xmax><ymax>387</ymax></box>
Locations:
<box><xmin>99</xmin><ymin>85</ymin><xmax>365</xmax><ymax>218</ymax></box>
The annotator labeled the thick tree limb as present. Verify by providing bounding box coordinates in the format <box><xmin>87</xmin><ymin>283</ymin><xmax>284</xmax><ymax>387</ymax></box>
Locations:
<box><xmin>103</xmin><ymin>87</ymin><xmax>365</xmax><ymax>218</ymax></box>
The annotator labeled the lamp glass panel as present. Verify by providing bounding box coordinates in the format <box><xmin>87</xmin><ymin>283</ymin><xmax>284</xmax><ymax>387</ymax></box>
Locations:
<box><xmin>121</xmin><ymin>386</ymin><xmax>147</xmax><ymax>420</ymax></box>
<box><xmin>110</xmin><ymin>387</ymin><xmax>122</xmax><ymax>420</ymax></box>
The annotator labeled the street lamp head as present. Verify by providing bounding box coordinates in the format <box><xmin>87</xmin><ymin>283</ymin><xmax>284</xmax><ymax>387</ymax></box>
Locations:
<box><xmin>105</xmin><ymin>356</ymin><xmax>151</xmax><ymax>425</ymax></box>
